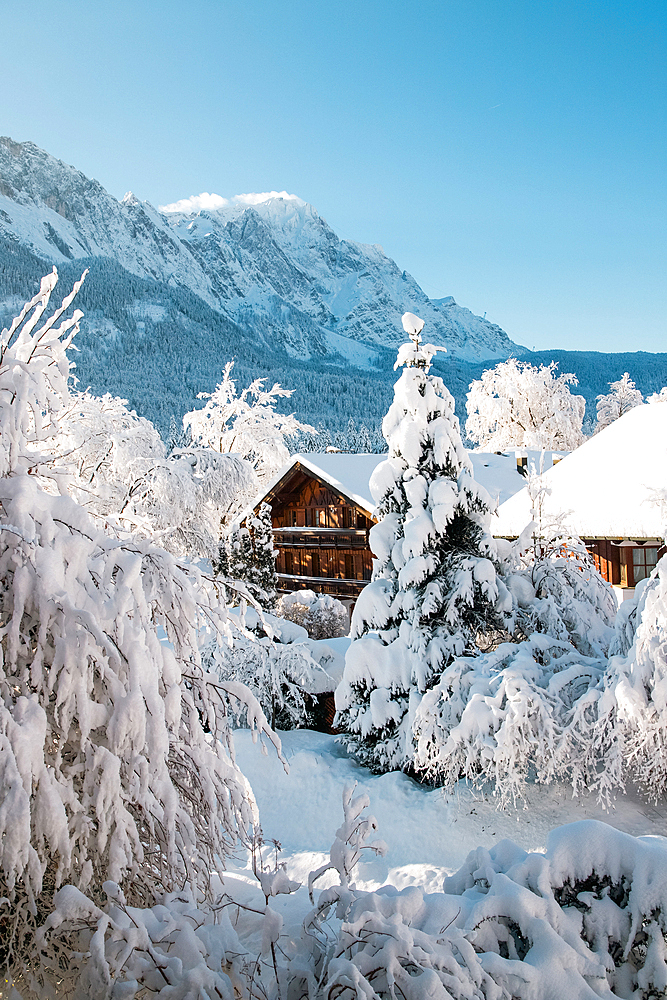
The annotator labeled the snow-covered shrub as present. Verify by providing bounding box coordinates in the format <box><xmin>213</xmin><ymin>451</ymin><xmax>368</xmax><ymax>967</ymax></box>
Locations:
<box><xmin>211</xmin><ymin>620</ymin><xmax>334</xmax><ymax>729</ymax></box>
<box><xmin>276</xmin><ymin>589</ymin><xmax>349</xmax><ymax>639</ymax></box>
<box><xmin>0</xmin><ymin>271</ymin><xmax>280</xmax><ymax>990</ymax></box>
<box><xmin>465</xmin><ymin>357</ymin><xmax>586</xmax><ymax>451</ymax></box>
<box><xmin>336</xmin><ymin>313</ymin><xmax>507</xmax><ymax>774</ymax></box>
<box><xmin>517</xmin><ymin>536</ymin><xmax>616</xmax><ymax>659</ymax></box>
<box><xmin>297</xmin><ymin>792</ymin><xmax>667</xmax><ymax>1000</ymax></box>
<box><xmin>596</xmin><ymin>371</ymin><xmax>643</xmax><ymax>431</ymax></box>
<box><xmin>601</xmin><ymin>549</ymin><xmax>667</xmax><ymax>799</ymax></box>
<box><xmin>445</xmin><ymin>820</ymin><xmax>667</xmax><ymax>1000</ymax></box>
<box><xmin>502</xmin><ymin>470</ymin><xmax>617</xmax><ymax>658</ymax></box>
<box><xmin>29</xmin><ymin>881</ymin><xmax>249</xmax><ymax>1000</ymax></box>
<box><xmin>183</xmin><ymin>359</ymin><xmax>314</xmax><ymax>483</ymax></box>
<box><xmin>413</xmin><ymin>633</ymin><xmax>609</xmax><ymax>805</ymax></box>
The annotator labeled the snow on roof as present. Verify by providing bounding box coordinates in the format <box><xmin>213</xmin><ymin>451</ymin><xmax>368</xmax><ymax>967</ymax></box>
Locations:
<box><xmin>469</xmin><ymin>451</ymin><xmax>564</xmax><ymax>509</ymax></box>
<box><xmin>266</xmin><ymin>453</ymin><xmax>385</xmax><ymax>515</ymax></box>
<box><xmin>493</xmin><ymin>402</ymin><xmax>667</xmax><ymax>540</ymax></box>
<box><xmin>246</xmin><ymin>450</ymin><xmax>556</xmax><ymax>521</ymax></box>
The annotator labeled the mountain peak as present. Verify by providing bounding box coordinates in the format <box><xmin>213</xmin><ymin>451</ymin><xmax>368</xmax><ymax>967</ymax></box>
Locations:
<box><xmin>159</xmin><ymin>189</ymin><xmax>310</xmax><ymax>218</ymax></box>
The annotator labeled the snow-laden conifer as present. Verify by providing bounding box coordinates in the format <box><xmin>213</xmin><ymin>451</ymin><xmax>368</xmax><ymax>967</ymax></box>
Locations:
<box><xmin>0</xmin><ymin>270</ymin><xmax>280</xmax><ymax>987</ymax></box>
<box><xmin>335</xmin><ymin>312</ymin><xmax>506</xmax><ymax>773</ymax></box>
<box><xmin>219</xmin><ymin>506</ymin><xmax>278</xmax><ymax>611</ymax></box>
<box><xmin>247</xmin><ymin>501</ymin><xmax>279</xmax><ymax>609</ymax></box>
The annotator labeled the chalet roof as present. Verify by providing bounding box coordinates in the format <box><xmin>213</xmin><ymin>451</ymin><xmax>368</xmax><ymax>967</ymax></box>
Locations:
<box><xmin>257</xmin><ymin>453</ymin><xmax>385</xmax><ymax>517</ymax></box>
<box><xmin>493</xmin><ymin>402</ymin><xmax>667</xmax><ymax>540</ymax></box>
<box><xmin>245</xmin><ymin>450</ymin><xmax>564</xmax><ymax>522</ymax></box>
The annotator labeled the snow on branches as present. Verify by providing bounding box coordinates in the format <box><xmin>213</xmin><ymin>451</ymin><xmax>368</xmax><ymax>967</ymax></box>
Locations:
<box><xmin>336</xmin><ymin>313</ymin><xmax>506</xmax><ymax>773</ymax></box>
<box><xmin>0</xmin><ymin>270</ymin><xmax>281</xmax><ymax>989</ymax></box>
<box><xmin>601</xmin><ymin>548</ymin><xmax>667</xmax><ymax>799</ymax></box>
<box><xmin>596</xmin><ymin>371</ymin><xmax>643</xmax><ymax>431</ymax></box>
<box><xmin>183</xmin><ymin>359</ymin><xmax>315</xmax><ymax>483</ymax></box>
<box><xmin>56</xmin><ymin>391</ymin><xmax>256</xmax><ymax>559</ymax></box>
<box><xmin>465</xmin><ymin>357</ymin><xmax>586</xmax><ymax>451</ymax></box>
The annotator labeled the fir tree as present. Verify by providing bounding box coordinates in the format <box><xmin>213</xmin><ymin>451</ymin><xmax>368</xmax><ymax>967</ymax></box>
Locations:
<box><xmin>217</xmin><ymin>504</ymin><xmax>278</xmax><ymax>610</ymax></box>
<box><xmin>227</xmin><ymin>525</ymin><xmax>254</xmax><ymax>584</ymax></box>
<box><xmin>247</xmin><ymin>501</ymin><xmax>278</xmax><ymax>610</ymax></box>
<box><xmin>335</xmin><ymin>312</ymin><xmax>505</xmax><ymax>773</ymax></box>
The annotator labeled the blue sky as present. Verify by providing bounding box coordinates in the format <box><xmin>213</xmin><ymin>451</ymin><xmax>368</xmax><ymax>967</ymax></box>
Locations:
<box><xmin>1</xmin><ymin>0</ymin><xmax>665</xmax><ymax>353</ymax></box>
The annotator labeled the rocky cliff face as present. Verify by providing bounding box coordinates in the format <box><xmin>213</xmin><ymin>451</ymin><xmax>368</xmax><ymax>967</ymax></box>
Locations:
<box><xmin>0</xmin><ymin>137</ymin><xmax>522</xmax><ymax>364</ymax></box>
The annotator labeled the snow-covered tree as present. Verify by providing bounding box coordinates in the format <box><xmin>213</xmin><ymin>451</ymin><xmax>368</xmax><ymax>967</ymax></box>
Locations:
<box><xmin>53</xmin><ymin>390</ymin><xmax>256</xmax><ymax>561</ymax></box>
<box><xmin>184</xmin><ymin>360</ymin><xmax>315</xmax><ymax>482</ymax></box>
<box><xmin>247</xmin><ymin>501</ymin><xmax>279</xmax><ymax>609</ymax></box>
<box><xmin>335</xmin><ymin>312</ymin><xmax>507</xmax><ymax>773</ymax></box>
<box><xmin>465</xmin><ymin>357</ymin><xmax>586</xmax><ymax>451</ymax></box>
<box><xmin>276</xmin><ymin>589</ymin><xmax>349</xmax><ymax>639</ymax></box>
<box><xmin>0</xmin><ymin>270</ymin><xmax>280</xmax><ymax>989</ymax></box>
<box><xmin>414</xmin><ymin>463</ymin><xmax>617</xmax><ymax>803</ymax></box>
<box><xmin>595</xmin><ymin>371</ymin><xmax>643</xmax><ymax>431</ymax></box>
<box><xmin>212</xmin><ymin>616</ymin><xmax>333</xmax><ymax>730</ymax></box>
<box><xmin>219</xmin><ymin>504</ymin><xmax>278</xmax><ymax>610</ymax></box>
<box><xmin>599</xmin><ymin>545</ymin><xmax>667</xmax><ymax>799</ymax></box>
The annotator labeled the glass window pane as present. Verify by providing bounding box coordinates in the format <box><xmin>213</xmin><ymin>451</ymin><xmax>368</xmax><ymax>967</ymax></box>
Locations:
<box><xmin>634</xmin><ymin>564</ymin><xmax>647</xmax><ymax>582</ymax></box>
<box><xmin>646</xmin><ymin>548</ymin><xmax>659</xmax><ymax>565</ymax></box>
<box><xmin>632</xmin><ymin>548</ymin><xmax>643</xmax><ymax>566</ymax></box>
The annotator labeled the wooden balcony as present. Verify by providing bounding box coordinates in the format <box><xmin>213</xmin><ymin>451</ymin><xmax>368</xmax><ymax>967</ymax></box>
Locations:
<box><xmin>277</xmin><ymin>573</ymin><xmax>368</xmax><ymax>598</ymax></box>
<box><xmin>274</xmin><ymin>528</ymin><xmax>370</xmax><ymax>549</ymax></box>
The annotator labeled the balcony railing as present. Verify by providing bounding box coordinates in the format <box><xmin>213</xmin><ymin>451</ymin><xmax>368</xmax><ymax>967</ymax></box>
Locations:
<box><xmin>274</xmin><ymin>528</ymin><xmax>369</xmax><ymax>549</ymax></box>
<box><xmin>277</xmin><ymin>573</ymin><xmax>368</xmax><ymax>596</ymax></box>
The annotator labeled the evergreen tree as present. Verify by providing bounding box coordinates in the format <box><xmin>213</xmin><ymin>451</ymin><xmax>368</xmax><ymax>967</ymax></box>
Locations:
<box><xmin>227</xmin><ymin>525</ymin><xmax>254</xmax><ymax>584</ymax></box>
<box><xmin>335</xmin><ymin>313</ymin><xmax>505</xmax><ymax>773</ymax></box>
<box><xmin>247</xmin><ymin>501</ymin><xmax>278</xmax><ymax>609</ymax></box>
<box><xmin>218</xmin><ymin>504</ymin><xmax>278</xmax><ymax>610</ymax></box>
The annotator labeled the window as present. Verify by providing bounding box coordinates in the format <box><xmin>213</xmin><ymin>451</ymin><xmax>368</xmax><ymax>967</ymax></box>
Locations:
<box><xmin>284</xmin><ymin>550</ymin><xmax>293</xmax><ymax>574</ymax></box>
<box><xmin>311</xmin><ymin>551</ymin><xmax>320</xmax><ymax>576</ymax></box>
<box><xmin>291</xmin><ymin>510</ymin><xmax>298</xmax><ymax>526</ymax></box>
<box><xmin>345</xmin><ymin>554</ymin><xmax>353</xmax><ymax>580</ymax></box>
<box><xmin>315</xmin><ymin>509</ymin><xmax>326</xmax><ymax>527</ymax></box>
<box><xmin>632</xmin><ymin>546</ymin><xmax>659</xmax><ymax>584</ymax></box>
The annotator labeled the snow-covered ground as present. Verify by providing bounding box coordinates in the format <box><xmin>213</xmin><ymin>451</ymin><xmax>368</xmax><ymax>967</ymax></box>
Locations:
<box><xmin>227</xmin><ymin>728</ymin><xmax>667</xmax><ymax>919</ymax></box>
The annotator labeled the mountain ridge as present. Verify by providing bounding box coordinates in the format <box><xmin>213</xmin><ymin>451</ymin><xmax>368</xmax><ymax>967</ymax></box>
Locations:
<box><xmin>0</xmin><ymin>136</ymin><xmax>521</xmax><ymax>364</ymax></box>
<box><xmin>2</xmin><ymin>138</ymin><xmax>666</xmax><ymax>444</ymax></box>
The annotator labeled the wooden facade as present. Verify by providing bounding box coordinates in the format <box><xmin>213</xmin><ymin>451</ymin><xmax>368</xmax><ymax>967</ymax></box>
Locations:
<box><xmin>260</xmin><ymin>461</ymin><xmax>376</xmax><ymax>600</ymax></box>
<box><xmin>584</xmin><ymin>538</ymin><xmax>664</xmax><ymax>590</ymax></box>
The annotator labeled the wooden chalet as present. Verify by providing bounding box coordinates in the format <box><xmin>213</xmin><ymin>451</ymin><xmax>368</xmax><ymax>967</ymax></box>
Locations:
<box><xmin>255</xmin><ymin>454</ymin><xmax>386</xmax><ymax>602</ymax></box>
<box><xmin>493</xmin><ymin>402</ymin><xmax>667</xmax><ymax>602</ymax></box>
<box><xmin>244</xmin><ymin>451</ymin><xmax>563</xmax><ymax>605</ymax></box>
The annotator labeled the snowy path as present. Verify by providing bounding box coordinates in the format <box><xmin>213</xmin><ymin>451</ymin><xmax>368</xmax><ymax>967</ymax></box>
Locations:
<box><xmin>230</xmin><ymin>728</ymin><xmax>667</xmax><ymax>896</ymax></box>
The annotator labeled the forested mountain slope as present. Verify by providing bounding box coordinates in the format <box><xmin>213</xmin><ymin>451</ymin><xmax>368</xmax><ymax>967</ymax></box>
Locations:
<box><xmin>1</xmin><ymin>136</ymin><xmax>666</xmax><ymax>441</ymax></box>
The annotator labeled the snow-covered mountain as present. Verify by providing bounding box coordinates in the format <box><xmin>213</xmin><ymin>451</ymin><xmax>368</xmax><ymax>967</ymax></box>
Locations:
<box><xmin>0</xmin><ymin>137</ymin><xmax>521</xmax><ymax>363</ymax></box>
